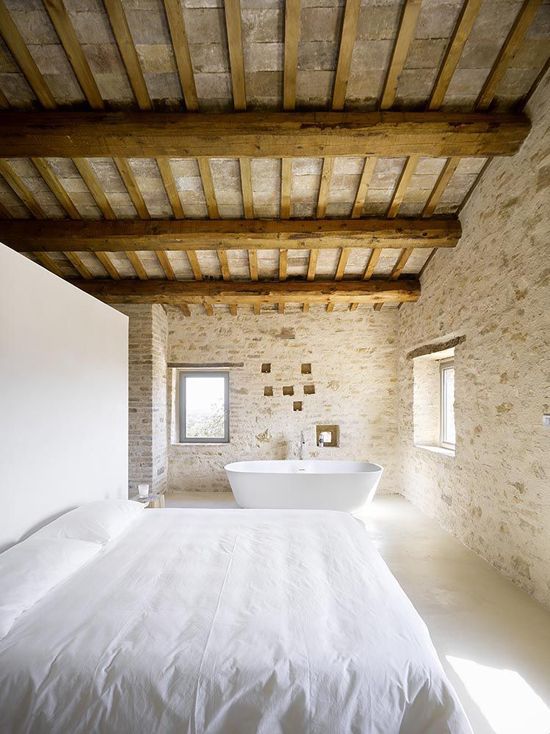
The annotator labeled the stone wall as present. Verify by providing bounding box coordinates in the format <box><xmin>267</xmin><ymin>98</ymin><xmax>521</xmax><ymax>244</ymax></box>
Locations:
<box><xmin>397</xmin><ymin>73</ymin><xmax>550</xmax><ymax>609</ymax></box>
<box><xmin>166</xmin><ymin>307</ymin><xmax>400</xmax><ymax>494</ymax></box>
<box><xmin>115</xmin><ymin>303</ymin><xmax>168</xmax><ymax>495</ymax></box>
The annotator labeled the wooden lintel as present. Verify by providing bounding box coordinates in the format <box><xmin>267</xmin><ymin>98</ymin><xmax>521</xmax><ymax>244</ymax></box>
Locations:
<box><xmin>0</xmin><ymin>111</ymin><xmax>529</xmax><ymax>158</ymax></box>
<box><xmin>72</xmin><ymin>278</ymin><xmax>421</xmax><ymax>305</ymax></box>
<box><xmin>0</xmin><ymin>218</ymin><xmax>461</xmax><ymax>253</ymax></box>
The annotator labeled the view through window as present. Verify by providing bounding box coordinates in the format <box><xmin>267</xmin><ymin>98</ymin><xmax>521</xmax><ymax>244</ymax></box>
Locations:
<box><xmin>440</xmin><ymin>360</ymin><xmax>455</xmax><ymax>448</ymax></box>
<box><xmin>179</xmin><ymin>372</ymin><xmax>229</xmax><ymax>443</ymax></box>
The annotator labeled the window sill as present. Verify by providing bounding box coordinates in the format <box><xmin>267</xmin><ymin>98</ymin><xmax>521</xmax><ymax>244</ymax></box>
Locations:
<box><xmin>172</xmin><ymin>442</ymin><xmax>230</xmax><ymax>447</ymax></box>
<box><xmin>414</xmin><ymin>443</ymin><xmax>455</xmax><ymax>458</ymax></box>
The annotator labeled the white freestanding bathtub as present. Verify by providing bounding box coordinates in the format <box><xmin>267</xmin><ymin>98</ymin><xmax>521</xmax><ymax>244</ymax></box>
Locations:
<box><xmin>225</xmin><ymin>460</ymin><xmax>383</xmax><ymax>512</ymax></box>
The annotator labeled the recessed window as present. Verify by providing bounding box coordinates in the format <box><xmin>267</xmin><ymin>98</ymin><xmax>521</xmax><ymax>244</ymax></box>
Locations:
<box><xmin>179</xmin><ymin>371</ymin><xmax>229</xmax><ymax>443</ymax></box>
<box><xmin>440</xmin><ymin>359</ymin><xmax>455</xmax><ymax>449</ymax></box>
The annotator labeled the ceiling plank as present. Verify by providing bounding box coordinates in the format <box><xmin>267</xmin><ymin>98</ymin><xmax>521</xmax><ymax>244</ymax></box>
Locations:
<box><xmin>34</xmin><ymin>251</ymin><xmax>64</xmax><ymax>277</ymax></box>
<box><xmin>476</xmin><ymin>0</ymin><xmax>543</xmax><ymax>111</ymax></box>
<box><xmin>74</xmin><ymin>278</ymin><xmax>421</xmax><ymax>305</ymax></box>
<box><xmin>316</xmin><ymin>157</ymin><xmax>334</xmax><ymax>218</ymax></box>
<box><xmin>31</xmin><ymin>157</ymin><xmax>81</xmax><ymax>220</ymax></box>
<box><xmin>73</xmin><ymin>158</ymin><xmax>116</xmax><ymax>220</ymax></box>
<box><xmin>126</xmin><ymin>251</ymin><xmax>148</xmax><ymax>280</ymax></box>
<box><xmin>428</xmin><ymin>0</ymin><xmax>483</xmax><ymax>110</ymax></box>
<box><xmin>280</xmin><ymin>158</ymin><xmax>292</xmax><ymax>219</ymax></box>
<box><xmin>187</xmin><ymin>250</ymin><xmax>203</xmax><ymax>280</ymax></box>
<box><xmin>0</xmin><ymin>111</ymin><xmax>529</xmax><ymax>158</ymax></box>
<box><xmin>104</xmin><ymin>0</ymin><xmax>152</xmax><ymax>110</ymax></box>
<box><xmin>335</xmin><ymin>247</ymin><xmax>350</xmax><ymax>280</ymax></box>
<box><xmin>351</xmin><ymin>157</ymin><xmax>377</xmax><ymax>218</ymax></box>
<box><xmin>0</xmin><ymin>160</ymin><xmax>46</xmax><ymax>219</ymax></box>
<box><xmin>363</xmin><ymin>249</ymin><xmax>381</xmax><ymax>279</ymax></box>
<box><xmin>218</xmin><ymin>249</ymin><xmax>231</xmax><ymax>280</ymax></box>
<box><xmin>224</xmin><ymin>0</ymin><xmax>246</xmax><ymax>111</ymax></box>
<box><xmin>332</xmin><ymin>0</ymin><xmax>361</xmax><ymax>110</ymax></box>
<box><xmin>156</xmin><ymin>251</ymin><xmax>176</xmax><ymax>280</ymax></box>
<box><xmin>380</xmin><ymin>0</ymin><xmax>422</xmax><ymax>110</ymax></box>
<box><xmin>283</xmin><ymin>0</ymin><xmax>301</xmax><ymax>110</ymax></box>
<box><xmin>198</xmin><ymin>158</ymin><xmax>220</xmax><ymax>219</ymax></box>
<box><xmin>162</xmin><ymin>0</ymin><xmax>198</xmax><ymax>111</ymax></box>
<box><xmin>64</xmin><ymin>251</ymin><xmax>92</xmax><ymax>279</ymax></box>
<box><xmin>95</xmin><ymin>252</ymin><xmax>120</xmax><ymax>279</ymax></box>
<box><xmin>157</xmin><ymin>158</ymin><xmax>185</xmax><ymax>219</ymax></box>
<box><xmin>0</xmin><ymin>1</ymin><xmax>57</xmax><ymax>108</ymax></box>
<box><xmin>43</xmin><ymin>0</ymin><xmax>104</xmax><ymax>109</ymax></box>
<box><xmin>240</xmin><ymin>158</ymin><xmax>254</xmax><ymax>218</ymax></box>
<box><xmin>114</xmin><ymin>158</ymin><xmax>150</xmax><ymax>219</ymax></box>
<box><xmin>0</xmin><ymin>217</ymin><xmax>461</xmax><ymax>251</ymax></box>
<box><xmin>390</xmin><ymin>247</ymin><xmax>413</xmax><ymax>279</ymax></box>
<box><xmin>422</xmin><ymin>156</ymin><xmax>460</xmax><ymax>217</ymax></box>
<box><xmin>307</xmin><ymin>249</ymin><xmax>318</xmax><ymax>281</ymax></box>
<box><xmin>386</xmin><ymin>155</ymin><xmax>419</xmax><ymax>218</ymax></box>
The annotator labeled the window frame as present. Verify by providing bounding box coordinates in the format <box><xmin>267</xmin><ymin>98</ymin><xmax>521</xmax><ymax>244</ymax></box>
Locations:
<box><xmin>178</xmin><ymin>370</ymin><xmax>230</xmax><ymax>444</ymax></box>
<box><xmin>439</xmin><ymin>358</ymin><xmax>455</xmax><ymax>450</ymax></box>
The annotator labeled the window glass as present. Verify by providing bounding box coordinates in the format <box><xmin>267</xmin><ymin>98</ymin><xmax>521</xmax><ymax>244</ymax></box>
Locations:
<box><xmin>441</xmin><ymin>362</ymin><xmax>455</xmax><ymax>447</ymax></box>
<box><xmin>179</xmin><ymin>372</ymin><xmax>229</xmax><ymax>443</ymax></box>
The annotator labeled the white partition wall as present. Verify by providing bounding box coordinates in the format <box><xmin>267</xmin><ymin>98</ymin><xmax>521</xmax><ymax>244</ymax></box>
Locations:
<box><xmin>0</xmin><ymin>245</ymin><xmax>128</xmax><ymax>549</ymax></box>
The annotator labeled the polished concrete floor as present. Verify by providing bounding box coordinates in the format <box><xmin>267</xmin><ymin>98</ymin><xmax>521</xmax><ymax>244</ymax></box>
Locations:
<box><xmin>165</xmin><ymin>493</ymin><xmax>550</xmax><ymax>734</ymax></box>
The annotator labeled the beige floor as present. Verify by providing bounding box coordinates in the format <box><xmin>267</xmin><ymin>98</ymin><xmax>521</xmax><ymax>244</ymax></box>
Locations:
<box><xmin>165</xmin><ymin>493</ymin><xmax>550</xmax><ymax>734</ymax></box>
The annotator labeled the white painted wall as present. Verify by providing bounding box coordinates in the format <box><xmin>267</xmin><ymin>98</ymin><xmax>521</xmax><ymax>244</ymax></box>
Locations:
<box><xmin>0</xmin><ymin>245</ymin><xmax>128</xmax><ymax>549</ymax></box>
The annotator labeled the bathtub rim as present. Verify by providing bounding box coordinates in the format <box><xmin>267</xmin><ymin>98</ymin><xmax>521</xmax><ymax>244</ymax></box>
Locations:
<box><xmin>225</xmin><ymin>459</ymin><xmax>383</xmax><ymax>476</ymax></box>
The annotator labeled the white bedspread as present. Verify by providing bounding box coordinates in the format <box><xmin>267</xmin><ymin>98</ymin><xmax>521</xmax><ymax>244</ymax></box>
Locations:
<box><xmin>0</xmin><ymin>509</ymin><xmax>472</xmax><ymax>733</ymax></box>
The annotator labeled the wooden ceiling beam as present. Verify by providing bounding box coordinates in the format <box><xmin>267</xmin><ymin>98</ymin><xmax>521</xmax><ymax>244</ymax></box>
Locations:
<box><xmin>239</xmin><ymin>158</ymin><xmax>254</xmax><ymax>218</ymax></box>
<box><xmin>332</xmin><ymin>0</ymin><xmax>361</xmax><ymax>110</ymax></box>
<box><xmin>186</xmin><ymin>251</ymin><xmax>203</xmax><ymax>280</ymax></box>
<box><xmin>157</xmin><ymin>158</ymin><xmax>185</xmax><ymax>219</ymax></box>
<box><xmin>422</xmin><ymin>157</ymin><xmax>460</xmax><ymax>217</ymax></box>
<box><xmin>363</xmin><ymin>249</ymin><xmax>381</xmax><ymax>280</ymax></box>
<box><xmin>156</xmin><ymin>251</ymin><xmax>176</xmax><ymax>280</ymax></box>
<box><xmin>316</xmin><ymin>157</ymin><xmax>334</xmax><ymax>218</ymax></box>
<box><xmin>0</xmin><ymin>86</ymin><xmax>8</xmax><ymax>108</ymax></box>
<box><xmin>283</xmin><ymin>0</ymin><xmax>301</xmax><ymax>110</ymax></box>
<box><xmin>0</xmin><ymin>0</ymin><xmax>57</xmax><ymax>108</ymax></box>
<box><xmin>476</xmin><ymin>0</ymin><xmax>543</xmax><ymax>111</ymax></box>
<box><xmin>64</xmin><ymin>251</ymin><xmax>92</xmax><ymax>279</ymax></box>
<box><xmin>43</xmin><ymin>0</ymin><xmax>104</xmax><ymax>110</ymax></box>
<box><xmin>73</xmin><ymin>278</ymin><xmax>421</xmax><ymax>305</ymax></box>
<box><xmin>198</xmin><ymin>158</ymin><xmax>220</xmax><ymax>219</ymax></box>
<box><xmin>126</xmin><ymin>251</ymin><xmax>148</xmax><ymax>280</ymax></box>
<box><xmin>280</xmin><ymin>158</ymin><xmax>292</xmax><ymax>219</ymax></box>
<box><xmin>0</xmin><ymin>218</ymin><xmax>461</xmax><ymax>251</ymax></box>
<box><xmin>0</xmin><ymin>111</ymin><xmax>529</xmax><ymax>158</ymax></box>
<box><xmin>380</xmin><ymin>0</ymin><xmax>422</xmax><ymax>110</ymax></box>
<box><xmin>218</xmin><ymin>249</ymin><xmax>231</xmax><ymax>280</ymax></box>
<box><xmin>34</xmin><ymin>251</ymin><xmax>64</xmax><ymax>277</ymax></box>
<box><xmin>31</xmin><ymin>157</ymin><xmax>81</xmax><ymax>220</ymax></box>
<box><xmin>390</xmin><ymin>247</ymin><xmax>413</xmax><ymax>279</ymax></box>
<box><xmin>248</xmin><ymin>249</ymin><xmax>258</xmax><ymax>280</ymax></box>
<box><xmin>95</xmin><ymin>252</ymin><xmax>120</xmax><ymax>279</ymax></box>
<box><xmin>387</xmin><ymin>155</ymin><xmax>419</xmax><ymax>218</ymax></box>
<box><xmin>307</xmin><ymin>249</ymin><xmax>318</xmax><ymax>281</ymax></box>
<box><xmin>224</xmin><ymin>0</ymin><xmax>246</xmax><ymax>111</ymax></box>
<box><xmin>73</xmin><ymin>158</ymin><xmax>116</xmax><ymax>219</ymax></box>
<box><xmin>114</xmin><ymin>158</ymin><xmax>150</xmax><ymax>219</ymax></box>
<box><xmin>0</xmin><ymin>160</ymin><xmax>46</xmax><ymax>219</ymax></box>
<box><xmin>163</xmin><ymin>0</ymin><xmax>199</xmax><ymax>111</ymax></box>
<box><xmin>351</xmin><ymin>157</ymin><xmax>377</xmax><ymax>218</ymax></box>
<box><xmin>335</xmin><ymin>247</ymin><xmax>350</xmax><ymax>280</ymax></box>
<box><xmin>428</xmin><ymin>0</ymin><xmax>483</xmax><ymax>110</ymax></box>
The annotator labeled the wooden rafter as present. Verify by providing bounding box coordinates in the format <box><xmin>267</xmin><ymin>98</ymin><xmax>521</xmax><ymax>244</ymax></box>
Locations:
<box><xmin>0</xmin><ymin>160</ymin><xmax>46</xmax><ymax>219</ymax></box>
<box><xmin>0</xmin><ymin>218</ymin><xmax>461</xmax><ymax>251</ymax></box>
<box><xmin>43</xmin><ymin>0</ymin><xmax>104</xmax><ymax>109</ymax></box>
<box><xmin>248</xmin><ymin>250</ymin><xmax>258</xmax><ymax>280</ymax></box>
<box><xmin>0</xmin><ymin>1</ymin><xmax>56</xmax><ymax>108</ymax></box>
<box><xmin>390</xmin><ymin>247</ymin><xmax>413</xmax><ymax>279</ymax></box>
<box><xmin>156</xmin><ymin>251</ymin><xmax>176</xmax><ymax>280</ymax></box>
<box><xmin>197</xmin><ymin>158</ymin><xmax>220</xmax><ymax>219</ymax></box>
<box><xmin>180</xmin><ymin>304</ymin><xmax>191</xmax><ymax>317</ymax></box>
<box><xmin>34</xmin><ymin>251</ymin><xmax>63</xmax><ymax>277</ymax></box>
<box><xmin>64</xmin><ymin>251</ymin><xmax>92</xmax><ymax>279</ymax></box>
<box><xmin>218</xmin><ymin>249</ymin><xmax>231</xmax><ymax>280</ymax></box>
<box><xmin>363</xmin><ymin>249</ymin><xmax>381</xmax><ymax>279</ymax></box>
<box><xmin>73</xmin><ymin>158</ymin><xmax>116</xmax><ymax>220</ymax></box>
<box><xmin>186</xmin><ymin>251</ymin><xmax>203</xmax><ymax>281</ymax></box>
<box><xmin>316</xmin><ymin>157</ymin><xmax>334</xmax><ymax>218</ymax></box>
<box><xmin>157</xmin><ymin>158</ymin><xmax>185</xmax><ymax>219</ymax></box>
<box><xmin>74</xmin><ymin>278</ymin><xmax>421</xmax><ymax>305</ymax></box>
<box><xmin>114</xmin><ymin>158</ymin><xmax>150</xmax><ymax>219</ymax></box>
<box><xmin>422</xmin><ymin>157</ymin><xmax>460</xmax><ymax>218</ymax></box>
<box><xmin>163</xmin><ymin>0</ymin><xmax>199</xmax><ymax>111</ymax></box>
<box><xmin>239</xmin><ymin>158</ymin><xmax>254</xmax><ymax>218</ymax></box>
<box><xmin>476</xmin><ymin>0</ymin><xmax>543</xmax><ymax>111</ymax></box>
<box><xmin>373</xmin><ymin>302</ymin><xmax>384</xmax><ymax>311</ymax></box>
<box><xmin>387</xmin><ymin>155</ymin><xmax>419</xmax><ymax>218</ymax></box>
<box><xmin>283</xmin><ymin>0</ymin><xmax>301</xmax><ymax>110</ymax></box>
<box><xmin>95</xmin><ymin>252</ymin><xmax>120</xmax><ymax>279</ymax></box>
<box><xmin>0</xmin><ymin>111</ymin><xmax>529</xmax><ymax>158</ymax></box>
<box><xmin>31</xmin><ymin>158</ymin><xmax>80</xmax><ymax>220</ymax></box>
<box><xmin>278</xmin><ymin>248</ymin><xmax>288</xmax><ymax>313</ymax></box>
<box><xmin>0</xmin><ymin>86</ymin><xmax>9</xmax><ymax>109</ymax></box>
<box><xmin>335</xmin><ymin>247</ymin><xmax>350</xmax><ymax>280</ymax></box>
<box><xmin>307</xmin><ymin>249</ymin><xmax>318</xmax><ymax>281</ymax></box>
<box><xmin>224</xmin><ymin>0</ymin><xmax>246</xmax><ymax>111</ymax></box>
<box><xmin>126</xmin><ymin>251</ymin><xmax>148</xmax><ymax>280</ymax></box>
<box><xmin>332</xmin><ymin>0</ymin><xmax>361</xmax><ymax>110</ymax></box>
<box><xmin>280</xmin><ymin>159</ymin><xmax>292</xmax><ymax>219</ymax></box>
<box><xmin>104</xmin><ymin>0</ymin><xmax>152</xmax><ymax>110</ymax></box>
<box><xmin>428</xmin><ymin>0</ymin><xmax>483</xmax><ymax>110</ymax></box>
<box><xmin>380</xmin><ymin>0</ymin><xmax>422</xmax><ymax>110</ymax></box>
<box><xmin>0</xmin><ymin>199</ymin><xmax>12</xmax><ymax>218</ymax></box>
<box><xmin>351</xmin><ymin>157</ymin><xmax>377</xmax><ymax>218</ymax></box>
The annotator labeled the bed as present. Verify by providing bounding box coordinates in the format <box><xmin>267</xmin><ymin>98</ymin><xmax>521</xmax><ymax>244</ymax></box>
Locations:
<box><xmin>0</xmin><ymin>504</ymin><xmax>472</xmax><ymax>733</ymax></box>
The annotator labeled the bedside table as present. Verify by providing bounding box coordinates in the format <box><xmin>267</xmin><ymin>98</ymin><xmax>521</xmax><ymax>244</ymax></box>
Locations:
<box><xmin>130</xmin><ymin>493</ymin><xmax>166</xmax><ymax>509</ymax></box>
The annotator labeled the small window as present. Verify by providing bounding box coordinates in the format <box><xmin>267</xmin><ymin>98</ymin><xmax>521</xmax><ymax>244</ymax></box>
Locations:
<box><xmin>440</xmin><ymin>359</ymin><xmax>455</xmax><ymax>449</ymax></box>
<box><xmin>179</xmin><ymin>371</ymin><xmax>229</xmax><ymax>443</ymax></box>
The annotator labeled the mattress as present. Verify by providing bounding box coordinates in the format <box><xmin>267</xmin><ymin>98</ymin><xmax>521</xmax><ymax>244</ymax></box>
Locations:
<box><xmin>0</xmin><ymin>508</ymin><xmax>472</xmax><ymax>733</ymax></box>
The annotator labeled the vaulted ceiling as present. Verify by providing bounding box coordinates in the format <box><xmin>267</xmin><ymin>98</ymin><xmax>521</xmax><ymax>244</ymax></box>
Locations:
<box><xmin>0</xmin><ymin>0</ymin><xmax>547</xmax><ymax>314</ymax></box>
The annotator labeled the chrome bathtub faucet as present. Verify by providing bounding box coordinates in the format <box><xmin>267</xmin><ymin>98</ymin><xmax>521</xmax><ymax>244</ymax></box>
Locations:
<box><xmin>299</xmin><ymin>430</ymin><xmax>306</xmax><ymax>460</ymax></box>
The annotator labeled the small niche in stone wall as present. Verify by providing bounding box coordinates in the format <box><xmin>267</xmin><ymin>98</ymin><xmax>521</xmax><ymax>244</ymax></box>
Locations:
<box><xmin>293</xmin><ymin>401</ymin><xmax>303</xmax><ymax>412</ymax></box>
<box><xmin>264</xmin><ymin>386</ymin><xmax>273</xmax><ymax>396</ymax></box>
<box><xmin>261</xmin><ymin>363</ymin><xmax>271</xmax><ymax>373</ymax></box>
<box><xmin>301</xmin><ymin>363</ymin><xmax>312</xmax><ymax>375</ymax></box>
<box><xmin>303</xmin><ymin>384</ymin><xmax>315</xmax><ymax>395</ymax></box>
<box><xmin>283</xmin><ymin>385</ymin><xmax>294</xmax><ymax>396</ymax></box>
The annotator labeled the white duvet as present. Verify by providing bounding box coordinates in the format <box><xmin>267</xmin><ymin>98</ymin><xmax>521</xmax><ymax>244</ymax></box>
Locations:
<box><xmin>0</xmin><ymin>509</ymin><xmax>472</xmax><ymax>733</ymax></box>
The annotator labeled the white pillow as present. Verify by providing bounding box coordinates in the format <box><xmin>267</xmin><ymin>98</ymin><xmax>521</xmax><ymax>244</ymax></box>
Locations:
<box><xmin>33</xmin><ymin>500</ymin><xmax>146</xmax><ymax>545</ymax></box>
<box><xmin>0</xmin><ymin>537</ymin><xmax>100</xmax><ymax>639</ymax></box>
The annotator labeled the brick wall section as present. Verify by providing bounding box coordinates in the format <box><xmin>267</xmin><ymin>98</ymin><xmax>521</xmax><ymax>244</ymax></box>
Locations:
<box><xmin>397</xmin><ymin>73</ymin><xmax>550</xmax><ymax>609</ymax></box>
<box><xmin>115</xmin><ymin>303</ymin><xmax>168</xmax><ymax>495</ymax></box>
<box><xmin>166</xmin><ymin>308</ymin><xmax>400</xmax><ymax>495</ymax></box>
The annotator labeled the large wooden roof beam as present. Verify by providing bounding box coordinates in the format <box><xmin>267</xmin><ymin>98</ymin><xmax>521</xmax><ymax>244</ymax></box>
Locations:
<box><xmin>0</xmin><ymin>111</ymin><xmax>529</xmax><ymax>159</ymax></box>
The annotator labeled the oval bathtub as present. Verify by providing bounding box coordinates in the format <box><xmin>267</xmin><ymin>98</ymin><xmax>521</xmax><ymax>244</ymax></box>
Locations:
<box><xmin>225</xmin><ymin>460</ymin><xmax>383</xmax><ymax>512</ymax></box>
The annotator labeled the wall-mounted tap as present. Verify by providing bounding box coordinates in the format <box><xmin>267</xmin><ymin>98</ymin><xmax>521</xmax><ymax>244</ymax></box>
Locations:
<box><xmin>318</xmin><ymin>434</ymin><xmax>325</xmax><ymax>448</ymax></box>
<box><xmin>299</xmin><ymin>430</ymin><xmax>306</xmax><ymax>460</ymax></box>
